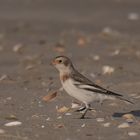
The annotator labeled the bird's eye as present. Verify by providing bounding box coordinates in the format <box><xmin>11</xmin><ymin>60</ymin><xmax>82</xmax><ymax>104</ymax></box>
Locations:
<box><xmin>59</xmin><ymin>60</ymin><xmax>62</xmax><ymax>63</ymax></box>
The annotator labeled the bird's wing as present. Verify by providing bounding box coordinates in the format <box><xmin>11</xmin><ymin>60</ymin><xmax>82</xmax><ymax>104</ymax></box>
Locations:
<box><xmin>71</xmin><ymin>70</ymin><xmax>122</xmax><ymax>97</ymax></box>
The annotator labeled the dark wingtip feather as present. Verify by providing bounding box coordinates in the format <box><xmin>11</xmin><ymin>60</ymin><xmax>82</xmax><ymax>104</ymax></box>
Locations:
<box><xmin>106</xmin><ymin>90</ymin><xmax>123</xmax><ymax>97</ymax></box>
<box><xmin>117</xmin><ymin>97</ymin><xmax>134</xmax><ymax>104</ymax></box>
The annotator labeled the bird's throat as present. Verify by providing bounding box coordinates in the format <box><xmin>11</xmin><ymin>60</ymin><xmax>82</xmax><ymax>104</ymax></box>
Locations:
<box><xmin>60</xmin><ymin>74</ymin><xmax>70</xmax><ymax>82</ymax></box>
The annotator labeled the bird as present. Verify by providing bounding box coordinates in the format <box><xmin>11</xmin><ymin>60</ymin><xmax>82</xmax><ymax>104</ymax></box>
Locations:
<box><xmin>51</xmin><ymin>56</ymin><xmax>133</xmax><ymax>119</ymax></box>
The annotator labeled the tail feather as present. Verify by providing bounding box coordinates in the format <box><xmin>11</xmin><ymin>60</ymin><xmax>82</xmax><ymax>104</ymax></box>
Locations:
<box><xmin>116</xmin><ymin>96</ymin><xmax>134</xmax><ymax>104</ymax></box>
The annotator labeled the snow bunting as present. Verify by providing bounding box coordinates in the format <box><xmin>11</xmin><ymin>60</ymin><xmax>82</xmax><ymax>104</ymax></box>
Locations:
<box><xmin>51</xmin><ymin>56</ymin><xmax>133</xmax><ymax>119</ymax></box>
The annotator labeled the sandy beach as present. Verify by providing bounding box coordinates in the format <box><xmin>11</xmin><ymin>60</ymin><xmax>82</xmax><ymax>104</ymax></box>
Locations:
<box><xmin>0</xmin><ymin>0</ymin><xmax>140</xmax><ymax>140</ymax></box>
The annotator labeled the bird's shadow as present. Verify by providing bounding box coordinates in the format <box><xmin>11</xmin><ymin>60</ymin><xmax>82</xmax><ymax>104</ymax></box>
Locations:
<box><xmin>113</xmin><ymin>110</ymin><xmax>140</xmax><ymax>118</ymax></box>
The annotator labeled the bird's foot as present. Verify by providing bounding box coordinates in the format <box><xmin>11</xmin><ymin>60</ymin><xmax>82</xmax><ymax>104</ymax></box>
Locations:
<box><xmin>80</xmin><ymin>115</ymin><xmax>86</xmax><ymax>119</ymax></box>
<box><xmin>89</xmin><ymin>107</ymin><xmax>96</xmax><ymax>112</ymax></box>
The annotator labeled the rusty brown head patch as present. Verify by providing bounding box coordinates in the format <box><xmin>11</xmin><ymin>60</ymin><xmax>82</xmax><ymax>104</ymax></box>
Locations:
<box><xmin>60</xmin><ymin>74</ymin><xmax>70</xmax><ymax>82</ymax></box>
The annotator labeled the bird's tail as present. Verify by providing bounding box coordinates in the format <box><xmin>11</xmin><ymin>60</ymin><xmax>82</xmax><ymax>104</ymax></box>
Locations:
<box><xmin>116</xmin><ymin>96</ymin><xmax>134</xmax><ymax>104</ymax></box>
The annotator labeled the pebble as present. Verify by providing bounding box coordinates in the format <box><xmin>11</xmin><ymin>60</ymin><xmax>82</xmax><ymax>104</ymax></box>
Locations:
<box><xmin>93</xmin><ymin>55</ymin><xmax>100</xmax><ymax>61</ymax></box>
<box><xmin>13</xmin><ymin>44</ymin><xmax>24</xmax><ymax>53</ymax></box>
<box><xmin>46</xmin><ymin>117</ymin><xmax>50</xmax><ymax>121</ymax></box>
<box><xmin>122</xmin><ymin>114</ymin><xmax>135</xmax><ymax>119</ymax></box>
<box><xmin>128</xmin><ymin>13</ymin><xmax>139</xmax><ymax>20</ymax></box>
<box><xmin>0</xmin><ymin>129</ymin><xmax>5</xmax><ymax>134</ymax></box>
<box><xmin>0</xmin><ymin>74</ymin><xmax>8</xmax><ymax>81</ymax></box>
<box><xmin>81</xmin><ymin>124</ymin><xmax>86</xmax><ymax>128</ymax></box>
<box><xmin>6</xmin><ymin>97</ymin><xmax>12</xmax><ymax>100</ymax></box>
<box><xmin>4</xmin><ymin>121</ymin><xmax>22</xmax><ymax>127</ymax></box>
<box><xmin>118</xmin><ymin>122</ymin><xmax>130</xmax><ymax>128</ymax></box>
<box><xmin>110</xmin><ymin>50</ymin><xmax>120</xmax><ymax>56</ymax></box>
<box><xmin>102</xmin><ymin>65</ymin><xmax>115</xmax><ymax>75</ymax></box>
<box><xmin>57</xmin><ymin>106</ymin><xmax>70</xmax><ymax>113</ymax></box>
<box><xmin>102</xmin><ymin>27</ymin><xmax>112</xmax><ymax>34</ymax></box>
<box><xmin>65</xmin><ymin>113</ymin><xmax>72</xmax><ymax>116</ymax></box>
<box><xmin>122</xmin><ymin>114</ymin><xmax>135</xmax><ymax>123</ymax></box>
<box><xmin>96</xmin><ymin>118</ymin><xmax>105</xmax><ymax>122</ymax></box>
<box><xmin>128</xmin><ymin>132</ymin><xmax>138</xmax><ymax>136</ymax></box>
<box><xmin>57</xmin><ymin>116</ymin><xmax>62</xmax><ymax>119</ymax></box>
<box><xmin>103</xmin><ymin>122</ymin><xmax>111</xmax><ymax>127</ymax></box>
<box><xmin>41</xmin><ymin>125</ymin><xmax>45</xmax><ymax>128</ymax></box>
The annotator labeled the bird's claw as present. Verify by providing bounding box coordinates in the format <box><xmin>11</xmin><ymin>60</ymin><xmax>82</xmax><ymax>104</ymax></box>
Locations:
<box><xmin>89</xmin><ymin>108</ymin><xmax>96</xmax><ymax>112</ymax></box>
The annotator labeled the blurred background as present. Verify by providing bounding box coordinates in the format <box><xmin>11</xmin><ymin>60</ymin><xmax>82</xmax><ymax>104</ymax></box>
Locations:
<box><xmin>0</xmin><ymin>0</ymin><xmax>140</xmax><ymax>140</ymax></box>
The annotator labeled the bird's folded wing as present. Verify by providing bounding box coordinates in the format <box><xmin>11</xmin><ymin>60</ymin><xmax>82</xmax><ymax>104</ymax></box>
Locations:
<box><xmin>72</xmin><ymin>70</ymin><xmax>122</xmax><ymax>97</ymax></box>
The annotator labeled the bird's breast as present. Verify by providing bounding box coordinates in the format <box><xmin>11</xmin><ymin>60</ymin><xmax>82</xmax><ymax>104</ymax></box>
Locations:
<box><xmin>61</xmin><ymin>78</ymin><xmax>95</xmax><ymax>103</ymax></box>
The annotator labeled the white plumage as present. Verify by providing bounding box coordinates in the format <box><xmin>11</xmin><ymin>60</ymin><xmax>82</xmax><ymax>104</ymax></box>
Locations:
<box><xmin>62</xmin><ymin>78</ymin><xmax>115</xmax><ymax>105</ymax></box>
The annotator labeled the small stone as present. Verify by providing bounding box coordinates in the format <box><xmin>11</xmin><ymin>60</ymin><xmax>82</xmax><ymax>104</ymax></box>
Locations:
<box><xmin>65</xmin><ymin>113</ymin><xmax>72</xmax><ymax>116</ymax></box>
<box><xmin>4</xmin><ymin>121</ymin><xmax>22</xmax><ymax>127</ymax></box>
<box><xmin>77</xmin><ymin>37</ymin><xmax>87</xmax><ymax>46</ymax></box>
<box><xmin>55</xmin><ymin>124</ymin><xmax>64</xmax><ymax>128</ymax></box>
<box><xmin>43</xmin><ymin>91</ymin><xmax>57</xmax><ymax>102</ymax></box>
<box><xmin>41</xmin><ymin>125</ymin><xmax>45</xmax><ymax>128</ymax></box>
<box><xmin>103</xmin><ymin>122</ymin><xmax>111</xmax><ymax>127</ymax></box>
<box><xmin>0</xmin><ymin>74</ymin><xmax>8</xmax><ymax>81</ymax></box>
<box><xmin>110</xmin><ymin>50</ymin><xmax>120</xmax><ymax>56</ymax></box>
<box><xmin>25</xmin><ymin>65</ymin><xmax>34</xmax><ymax>70</ymax></box>
<box><xmin>13</xmin><ymin>44</ymin><xmax>24</xmax><ymax>53</ymax></box>
<box><xmin>5</xmin><ymin>114</ymin><xmax>18</xmax><ymax>121</ymax></box>
<box><xmin>122</xmin><ymin>114</ymin><xmax>135</xmax><ymax>123</ymax></box>
<box><xmin>57</xmin><ymin>106</ymin><xmax>70</xmax><ymax>113</ymax></box>
<box><xmin>128</xmin><ymin>132</ymin><xmax>138</xmax><ymax>136</ymax></box>
<box><xmin>57</xmin><ymin>116</ymin><xmax>62</xmax><ymax>119</ymax></box>
<box><xmin>122</xmin><ymin>114</ymin><xmax>135</xmax><ymax>120</ymax></box>
<box><xmin>93</xmin><ymin>55</ymin><xmax>100</xmax><ymax>61</ymax></box>
<box><xmin>46</xmin><ymin>117</ymin><xmax>50</xmax><ymax>121</ymax></box>
<box><xmin>96</xmin><ymin>118</ymin><xmax>105</xmax><ymax>122</ymax></box>
<box><xmin>0</xmin><ymin>129</ymin><xmax>5</xmax><ymax>134</ymax></box>
<box><xmin>102</xmin><ymin>27</ymin><xmax>112</xmax><ymax>34</ymax></box>
<box><xmin>102</xmin><ymin>65</ymin><xmax>115</xmax><ymax>75</ymax></box>
<box><xmin>118</xmin><ymin>122</ymin><xmax>130</xmax><ymax>128</ymax></box>
<box><xmin>81</xmin><ymin>124</ymin><xmax>86</xmax><ymax>128</ymax></box>
<box><xmin>128</xmin><ymin>13</ymin><xmax>139</xmax><ymax>20</ymax></box>
<box><xmin>6</xmin><ymin>97</ymin><xmax>12</xmax><ymax>100</ymax></box>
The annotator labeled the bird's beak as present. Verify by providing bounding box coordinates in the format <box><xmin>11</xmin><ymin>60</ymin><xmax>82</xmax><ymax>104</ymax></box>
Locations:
<box><xmin>50</xmin><ymin>60</ymin><xmax>56</xmax><ymax>66</ymax></box>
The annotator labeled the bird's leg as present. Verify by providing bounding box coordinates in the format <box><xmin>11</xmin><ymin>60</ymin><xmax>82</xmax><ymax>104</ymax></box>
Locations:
<box><xmin>80</xmin><ymin>104</ymin><xmax>90</xmax><ymax>119</ymax></box>
<box><xmin>99</xmin><ymin>100</ymin><xmax>103</xmax><ymax>106</ymax></box>
<box><xmin>98</xmin><ymin>100</ymin><xmax>103</xmax><ymax>113</ymax></box>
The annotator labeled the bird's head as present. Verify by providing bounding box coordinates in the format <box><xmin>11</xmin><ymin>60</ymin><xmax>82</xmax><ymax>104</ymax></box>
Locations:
<box><xmin>51</xmin><ymin>56</ymin><xmax>73</xmax><ymax>74</ymax></box>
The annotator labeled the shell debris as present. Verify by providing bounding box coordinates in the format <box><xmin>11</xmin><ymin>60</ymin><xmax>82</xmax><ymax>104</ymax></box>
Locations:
<box><xmin>118</xmin><ymin>122</ymin><xmax>130</xmax><ymax>128</ymax></box>
<box><xmin>4</xmin><ymin>121</ymin><xmax>22</xmax><ymax>127</ymax></box>
<box><xmin>102</xmin><ymin>65</ymin><xmax>115</xmax><ymax>75</ymax></box>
